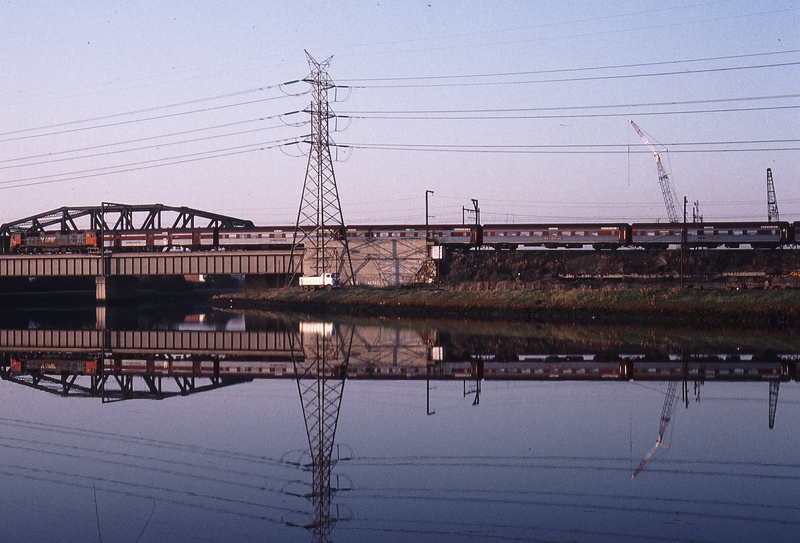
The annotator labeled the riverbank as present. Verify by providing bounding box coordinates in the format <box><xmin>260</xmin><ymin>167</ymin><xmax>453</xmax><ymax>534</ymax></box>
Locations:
<box><xmin>213</xmin><ymin>287</ymin><xmax>800</xmax><ymax>328</ymax></box>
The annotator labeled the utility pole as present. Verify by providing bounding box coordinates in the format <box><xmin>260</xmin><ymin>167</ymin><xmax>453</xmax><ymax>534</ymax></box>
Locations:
<box><xmin>425</xmin><ymin>190</ymin><xmax>434</xmax><ymax>241</ymax></box>
<box><xmin>462</xmin><ymin>199</ymin><xmax>480</xmax><ymax>226</ymax></box>
<box><xmin>681</xmin><ymin>196</ymin><xmax>687</xmax><ymax>289</ymax></box>
<box><xmin>471</xmin><ymin>199</ymin><xmax>480</xmax><ymax>226</ymax></box>
<box><xmin>692</xmin><ymin>200</ymin><xmax>703</xmax><ymax>223</ymax></box>
<box><xmin>288</xmin><ymin>51</ymin><xmax>354</xmax><ymax>286</ymax></box>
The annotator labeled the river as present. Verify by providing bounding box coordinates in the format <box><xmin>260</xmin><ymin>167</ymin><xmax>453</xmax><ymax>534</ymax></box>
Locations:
<box><xmin>0</xmin><ymin>303</ymin><xmax>797</xmax><ymax>542</ymax></box>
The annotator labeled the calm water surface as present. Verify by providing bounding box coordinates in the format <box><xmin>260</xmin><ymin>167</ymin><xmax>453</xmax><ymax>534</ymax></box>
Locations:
<box><xmin>0</xmin><ymin>305</ymin><xmax>797</xmax><ymax>542</ymax></box>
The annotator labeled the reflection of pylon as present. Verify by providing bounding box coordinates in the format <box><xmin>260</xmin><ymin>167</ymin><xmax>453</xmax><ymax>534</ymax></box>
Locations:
<box><xmin>290</xmin><ymin>324</ymin><xmax>353</xmax><ymax>543</ymax></box>
<box><xmin>287</xmin><ymin>52</ymin><xmax>354</xmax><ymax>286</ymax></box>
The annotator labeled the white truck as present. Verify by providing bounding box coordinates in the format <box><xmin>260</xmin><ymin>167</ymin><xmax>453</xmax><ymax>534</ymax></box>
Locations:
<box><xmin>299</xmin><ymin>272</ymin><xmax>342</xmax><ymax>291</ymax></box>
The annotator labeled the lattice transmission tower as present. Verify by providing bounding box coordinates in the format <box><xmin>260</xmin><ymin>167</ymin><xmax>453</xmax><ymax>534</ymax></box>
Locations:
<box><xmin>287</xmin><ymin>52</ymin><xmax>354</xmax><ymax>286</ymax></box>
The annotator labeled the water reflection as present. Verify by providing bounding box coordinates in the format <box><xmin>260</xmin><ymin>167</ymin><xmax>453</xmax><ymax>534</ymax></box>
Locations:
<box><xmin>0</xmin><ymin>308</ymin><xmax>798</xmax><ymax>542</ymax></box>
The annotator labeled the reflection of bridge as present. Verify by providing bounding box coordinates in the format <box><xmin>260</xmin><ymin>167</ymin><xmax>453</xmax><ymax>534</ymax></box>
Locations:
<box><xmin>1</xmin><ymin>327</ymin><xmax>794</xmax><ymax>413</ymax></box>
<box><xmin>1</xmin><ymin>328</ymin><xmax>796</xmax><ymax>385</ymax></box>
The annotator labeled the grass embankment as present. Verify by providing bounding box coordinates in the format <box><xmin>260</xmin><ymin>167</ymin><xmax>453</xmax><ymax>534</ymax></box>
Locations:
<box><xmin>215</xmin><ymin>287</ymin><xmax>800</xmax><ymax>327</ymax></box>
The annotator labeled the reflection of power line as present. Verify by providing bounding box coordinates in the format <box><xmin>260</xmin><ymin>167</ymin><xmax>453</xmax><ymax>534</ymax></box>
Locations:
<box><xmin>0</xmin><ymin>417</ymin><xmax>289</xmax><ymax>468</ymax></box>
<box><xmin>0</xmin><ymin>464</ymin><xmax>298</xmax><ymax>526</ymax></box>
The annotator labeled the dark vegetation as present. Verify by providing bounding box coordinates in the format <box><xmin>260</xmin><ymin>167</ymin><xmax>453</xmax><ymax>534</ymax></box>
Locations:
<box><xmin>219</xmin><ymin>249</ymin><xmax>800</xmax><ymax>327</ymax></box>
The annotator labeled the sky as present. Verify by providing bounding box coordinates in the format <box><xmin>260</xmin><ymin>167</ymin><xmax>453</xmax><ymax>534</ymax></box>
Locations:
<box><xmin>1</xmin><ymin>1</ymin><xmax>798</xmax><ymax>227</ymax></box>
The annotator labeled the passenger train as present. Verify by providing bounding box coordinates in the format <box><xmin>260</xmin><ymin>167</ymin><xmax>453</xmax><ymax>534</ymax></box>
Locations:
<box><xmin>2</xmin><ymin>221</ymin><xmax>796</xmax><ymax>254</ymax></box>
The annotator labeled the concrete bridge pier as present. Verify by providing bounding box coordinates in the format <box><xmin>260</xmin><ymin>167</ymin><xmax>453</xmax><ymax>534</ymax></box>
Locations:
<box><xmin>95</xmin><ymin>276</ymin><xmax>140</xmax><ymax>303</ymax></box>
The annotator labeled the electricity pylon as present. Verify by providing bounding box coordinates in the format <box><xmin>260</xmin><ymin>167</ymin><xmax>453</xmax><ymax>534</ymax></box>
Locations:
<box><xmin>287</xmin><ymin>52</ymin><xmax>354</xmax><ymax>286</ymax></box>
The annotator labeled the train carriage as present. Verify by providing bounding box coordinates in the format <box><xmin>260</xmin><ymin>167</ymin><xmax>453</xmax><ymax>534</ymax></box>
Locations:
<box><xmin>345</xmin><ymin>224</ymin><xmax>480</xmax><ymax>248</ymax></box>
<box><xmin>345</xmin><ymin>224</ymin><xmax>427</xmax><ymax>240</ymax></box>
<box><xmin>631</xmin><ymin>221</ymin><xmax>789</xmax><ymax>249</ymax></box>
<box><xmin>482</xmin><ymin>223</ymin><xmax>628</xmax><ymax>250</ymax></box>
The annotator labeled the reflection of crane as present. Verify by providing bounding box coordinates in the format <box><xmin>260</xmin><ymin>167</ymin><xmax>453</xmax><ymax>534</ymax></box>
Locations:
<box><xmin>767</xmin><ymin>168</ymin><xmax>780</xmax><ymax>222</ymax></box>
<box><xmin>769</xmin><ymin>381</ymin><xmax>780</xmax><ymax>430</ymax></box>
<box><xmin>629</xmin><ymin>119</ymin><xmax>679</xmax><ymax>224</ymax></box>
<box><xmin>632</xmin><ymin>380</ymin><xmax>680</xmax><ymax>479</ymax></box>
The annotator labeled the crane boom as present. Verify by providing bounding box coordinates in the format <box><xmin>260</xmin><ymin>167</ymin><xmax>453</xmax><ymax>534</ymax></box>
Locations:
<box><xmin>767</xmin><ymin>168</ymin><xmax>779</xmax><ymax>222</ymax></box>
<box><xmin>629</xmin><ymin>119</ymin><xmax>679</xmax><ymax>224</ymax></box>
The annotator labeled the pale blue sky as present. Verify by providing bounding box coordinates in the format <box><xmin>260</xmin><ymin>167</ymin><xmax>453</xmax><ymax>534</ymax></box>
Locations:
<box><xmin>1</xmin><ymin>1</ymin><xmax>798</xmax><ymax>225</ymax></box>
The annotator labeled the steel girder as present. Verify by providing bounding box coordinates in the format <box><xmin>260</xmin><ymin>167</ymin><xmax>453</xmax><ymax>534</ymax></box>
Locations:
<box><xmin>0</xmin><ymin>203</ymin><xmax>254</xmax><ymax>235</ymax></box>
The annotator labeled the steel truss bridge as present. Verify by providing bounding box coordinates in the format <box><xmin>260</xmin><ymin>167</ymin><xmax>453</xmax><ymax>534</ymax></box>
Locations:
<box><xmin>0</xmin><ymin>203</ymin><xmax>254</xmax><ymax>235</ymax></box>
<box><xmin>0</xmin><ymin>204</ymin><xmax>299</xmax><ymax>298</ymax></box>
<box><xmin>0</xmin><ymin>203</ymin><xmax>427</xmax><ymax>293</ymax></box>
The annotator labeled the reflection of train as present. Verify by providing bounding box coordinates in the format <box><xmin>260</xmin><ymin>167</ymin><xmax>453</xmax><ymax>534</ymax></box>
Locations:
<box><xmin>3</xmin><ymin>221</ymin><xmax>797</xmax><ymax>253</ymax></box>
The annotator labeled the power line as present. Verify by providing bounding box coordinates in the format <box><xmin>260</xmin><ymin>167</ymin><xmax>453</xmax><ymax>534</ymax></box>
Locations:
<box><xmin>342</xmin><ymin>49</ymin><xmax>800</xmax><ymax>83</ymax></box>
<box><xmin>337</xmin><ymin>142</ymin><xmax>800</xmax><ymax>154</ymax></box>
<box><xmin>343</xmin><ymin>104</ymin><xmax>800</xmax><ymax>120</ymax></box>
<box><xmin>0</xmin><ymin>93</ymin><xmax>307</xmax><ymax>145</ymax></box>
<box><xmin>0</xmin><ymin>83</ymin><xmax>304</xmax><ymax>138</ymax></box>
<box><xmin>342</xmin><ymin>93</ymin><xmax>800</xmax><ymax>115</ymax></box>
<box><xmin>0</xmin><ymin>136</ymin><xmax>302</xmax><ymax>191</ymax></box>
<box><xmin>346</xmin><ymin>60</ymin><xmax>800</xmax><ymax>89</ymax></box>
<box><xmin>0</xmin><ymin>117</ymin><xmax>303</xmax><ymax>172</ymax></box>
<box><xmin>0</xmin><ymin>116</ymin><xmax>281</xmax><ymax>165</ymax></box>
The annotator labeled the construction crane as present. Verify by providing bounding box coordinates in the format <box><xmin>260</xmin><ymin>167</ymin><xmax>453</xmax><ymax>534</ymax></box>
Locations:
<box><xmin>629</xmin><ymin>119</ymin><xmax>679</xmax><ymax>224</ymax></box>
<box><xmin>767</xmin><ymin>168</ymin><xmax>779</xmax><ymax>222</ymax></box>
<box><xmin>631</xmin><ymin>380</ymin><xmax>679</xmax><ymax>479</ymax></box>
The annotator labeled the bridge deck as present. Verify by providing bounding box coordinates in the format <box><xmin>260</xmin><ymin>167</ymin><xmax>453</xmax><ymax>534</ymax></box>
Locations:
<box><xmin>0</xmin><ymin>250</ymin><xmax>298</xmax><ymax>277</ymax></box>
